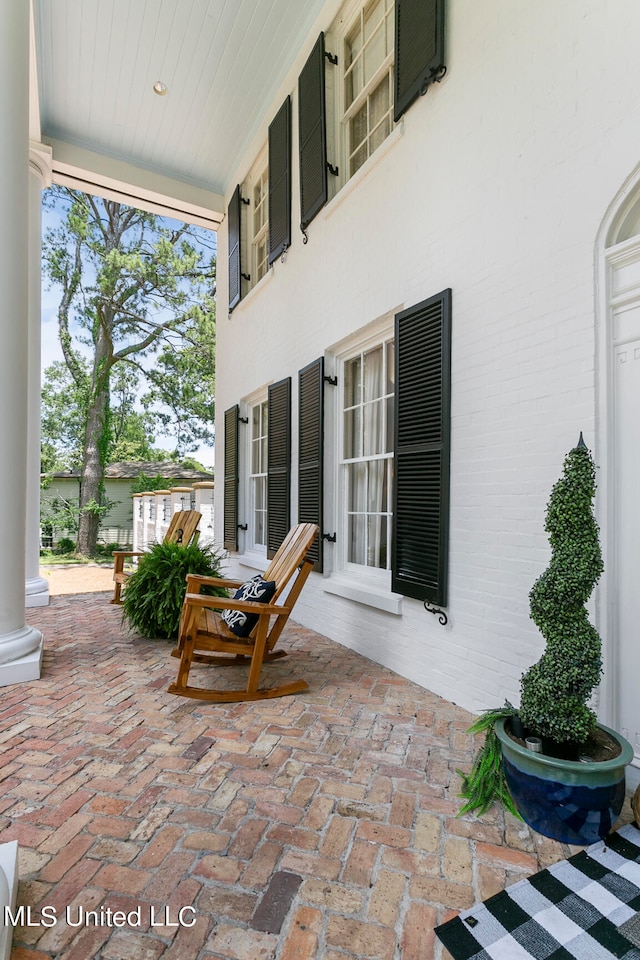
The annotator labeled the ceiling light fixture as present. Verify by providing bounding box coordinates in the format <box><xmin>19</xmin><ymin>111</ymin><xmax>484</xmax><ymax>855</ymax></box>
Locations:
<box><xmin>153</xmin><ymin>81</ymin><xmax>168</xmax><ymax>96</ymax></box>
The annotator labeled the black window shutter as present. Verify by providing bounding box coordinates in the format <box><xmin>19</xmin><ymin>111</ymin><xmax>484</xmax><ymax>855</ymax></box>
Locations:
<box><xmin>223</xmin><ymin>405</ymin><xmax>239</xmax><ymax>551</ymax></box>
<box><xmin>394</xmin><ymin>0</ymin><xmax>446</xmax><ymax>122</ymax></box>
<box><xmin>268</xmin><ymin>96</ymin><xmax>292</xmax><ymax>265</ymax></box>
<box><xmin>298</xmin><ymin>358</ymin><xmax>324</xmax><ymax>572</ymax></box>
<box><xmin>298</xmin><ymin>33</ymin><xmax>328</xmax><ymax>232</ymax></box>
<box><xmin>228</xmin><ymin>185</ymin><xmax>242</xmax><ymax>311</ymax></box>
<box><xmin>392</xmin><ymin>289</ymin><xmax>452</xmax><ymax>606</ymax></box>
<box><xmin>267</xmin><ymin>378</ymin><xmax>291</xmax><ymax>559</ymax></box>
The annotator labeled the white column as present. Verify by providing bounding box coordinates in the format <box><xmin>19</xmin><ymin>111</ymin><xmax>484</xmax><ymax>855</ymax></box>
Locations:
<box><xmin>0</xmin><ymin>0</ymin><xmax>43</xmax><ymax>683</ymax></box>
<box><xmin>25</xmin><ymin>143</ymin><xmax>52</xmax><ymax>607</ymax></box>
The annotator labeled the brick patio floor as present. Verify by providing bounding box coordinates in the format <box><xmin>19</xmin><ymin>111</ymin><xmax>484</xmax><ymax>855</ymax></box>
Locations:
<box><xmin>0</xmin><ymin>568</ymin><xmax>616</xmax><ymax>959</ymax></box>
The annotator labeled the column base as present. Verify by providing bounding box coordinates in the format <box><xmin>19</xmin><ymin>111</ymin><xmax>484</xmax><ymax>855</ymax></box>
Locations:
<box><xmin>0</xmin><ymin>633</ymin><xmax>43</xmax><ymax>687</ymax></box>
<box><xmin>25</xmin><ymin>574</ymin><xmax>49</xmax><ymax>607</ymax></box>
<box><xmin>0</xmin><ymin>840</ymin><xmax>18</xmax><ymax>960</ymax></box>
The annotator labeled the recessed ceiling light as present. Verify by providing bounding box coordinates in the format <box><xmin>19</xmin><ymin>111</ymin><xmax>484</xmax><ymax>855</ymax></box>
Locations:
<box><xmin>153</xmin><ymin>81</ymin><xmax>168</xmax><ymax>96</ymax></box>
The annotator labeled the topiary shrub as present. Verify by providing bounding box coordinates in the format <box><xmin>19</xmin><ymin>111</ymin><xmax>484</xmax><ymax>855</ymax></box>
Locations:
<box><xmin>121</xmin><ymin>541</ymin><xmax>227</xmax><ymax>640</ymax></box>
<box><xmin>519</xmin><ymin>435</ymin><xmax>603</xmax><ymax>745</ymax></box>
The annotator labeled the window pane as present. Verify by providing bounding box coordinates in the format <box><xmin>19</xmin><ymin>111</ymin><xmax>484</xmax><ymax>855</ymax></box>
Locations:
<box><xmin>370</xmin><ymin>75</ymin><xmax>390</xmax><ymax>130</ymax></box>
<box><xmin>252</xmin><ymin>406</ymin><xmax>261</xmax><ymax>438</ymax></box>
<box><xmin>344</xmin><ymin>407</ymin><xmax>362</xmax><ymax>459</ymax></box>
<box><xmin>367</xmin><ymin>514</ymin><xmax>387</xmax><ymax>567</ymax></box>
<box><xmin>344</xmin><ymin>356</ymin><xmax>361</xmax><ymax>408</ymax></box>
<box><xmin>255</xmin><ymin>476</ymin><xmax>265</xmax><ymax>510</ymax></box>
<box><xmin>364</xmin><ymin>26</ymin><xmax>385</xmax><ymax>87</ymax></box>
<box><xmin>386</xmin><ymin>340</ymin><xmax>395</xmax><ymax>393</ymax></box>
<box><xmin>364</xmin><ymin>0</ymin><xmax>384</xmax><ymax>43</ymax></box>
<box><xmin>364</xmin><ymin>345</ymin><xmax>383</xmax><ymax>401</ymax></box>
<box><xmin>348</xmin><ymin>462</ymin><xmax>367</xmax><ymax>512</ymax></box>
<box><xmin>385</xmin><ymin>395</ymin><xmax>394</xmax><ymax>453</ymax></box>
<box><xmin>261</xmin><ymin>402</ymin><xmax>268</xmax><ymax>435</ymax></box>
<box><xmin>350</xmin><ymin>104</ymin><xmax>368</xmax><ymax>157</ymax></box>
<box><xmin>363</xmin><ymin>398</ymin><xmax>383</xmax><ymax>456</ymax></box>
<box><xmin>261</xmin><ymin>436</ymin><xmax>267</xmax><ymax>471</ymax></box>
<box><xmin>350</xmin><ymin>141</ymin><xmax>368</xmax><ymax>177</ymax></box>
<box><xmin>367</xmin><ymin>459</ymin><xmax>385</xmax><ymax>512</ymax></box>
<box><xmin>348</xmin><ymin>513</ymin><xmax>366</xmax><ymax>565</ymax></box>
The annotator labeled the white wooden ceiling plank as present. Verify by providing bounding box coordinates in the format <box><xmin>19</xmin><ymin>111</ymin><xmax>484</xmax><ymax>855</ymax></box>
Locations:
<box><xmin>139</xmin><ymin>0</ymin><xmax>208</xmax><ymax>167</ymax></box>
<box><xmin>184</xmin><ymin>0</ymin><xmax>274</xmax><ymax>185</ymax></box>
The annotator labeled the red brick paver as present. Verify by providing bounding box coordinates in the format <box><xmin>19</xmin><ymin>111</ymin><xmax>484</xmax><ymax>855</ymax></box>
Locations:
<box><xmin>0</xmin><ymin>567</ymin><xmax>609</xmax><ymax>958</ymax></box>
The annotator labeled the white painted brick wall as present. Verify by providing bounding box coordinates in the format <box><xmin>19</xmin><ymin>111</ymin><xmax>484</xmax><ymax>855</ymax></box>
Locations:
<box><xmin>214</xmin><ymin>0</ymin><xmax>640</xmax><ymax>715</ymax></box>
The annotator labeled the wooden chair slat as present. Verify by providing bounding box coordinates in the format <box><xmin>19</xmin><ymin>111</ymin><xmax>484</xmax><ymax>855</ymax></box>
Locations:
<box><xmin>111</xmin><ymin>510</ymin><xmax>202</xmax><ymax>604</ymax></box>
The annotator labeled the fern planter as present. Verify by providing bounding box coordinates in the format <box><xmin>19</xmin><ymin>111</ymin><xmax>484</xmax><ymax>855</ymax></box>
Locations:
<box><xmin>121</xmin><ymin>541</ymin><xmax>226</xmax><ymax>640</ymax></box>
<box><xmin>496</xmin><ymin>717</ymin><xmax>633</xmax><ymax>845</ymax></box>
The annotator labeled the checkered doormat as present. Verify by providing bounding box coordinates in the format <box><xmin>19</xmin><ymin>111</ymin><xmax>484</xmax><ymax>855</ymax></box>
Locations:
<box><xmin>435</xmin><ymin>823</ymin><xmax>640</xmax><ymax>960</ymax></box>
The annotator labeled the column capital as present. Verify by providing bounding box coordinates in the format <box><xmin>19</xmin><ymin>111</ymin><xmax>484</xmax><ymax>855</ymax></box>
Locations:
<box><xmin>29</xmin><ymin>141</ymin><xmax>53</xmax><ymax>188</ymax></box>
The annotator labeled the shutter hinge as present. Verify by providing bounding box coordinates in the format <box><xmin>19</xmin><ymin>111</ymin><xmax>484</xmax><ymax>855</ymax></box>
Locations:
<box><xmin>322</xmin><ymin>532</ymin><xmax>337</xmax><ymax>543</ymax></box>
<box><xmin>323</xmin><ymin>375</ymin><xmax>338</xmax><ymax>386</ymax></box>
<box><xmin>237</xmin><ymin>523</ymin><xmax>248</xmax><ymax>531</ymax></box>
<box><xmin>326</xmin><ymin>162</ymin><xmax>339</xmax><ymax>177</ymax></box>
<box><xmin>238</xmin><ymin>416</ymin><xmax>249</xmax><ymax>424</ymax></box>
<box><xmin>241</xmin><ymin>272</ymin><xmax>251</xmax><ymax>282</ymax></box>
<box><xmin>240</xmin><ymin>195</ymin><xmax>250</xmax><ymax>205</ymax></box>
<box><xmin>423</xmin><ymin>601</ymin><xmax>448</xmax><ymax>626</ymax></box>
<box><xmin>324</xmin><ymin>50</ymin><xmax>338</xmax><ymax>66</ymax></box>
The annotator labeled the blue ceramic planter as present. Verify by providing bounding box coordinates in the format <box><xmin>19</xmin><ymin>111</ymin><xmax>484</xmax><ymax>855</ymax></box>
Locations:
<box><xmin>495</xmin><ymin>718</ymin><xmax>633</xmax><ymax>845</ymax></box>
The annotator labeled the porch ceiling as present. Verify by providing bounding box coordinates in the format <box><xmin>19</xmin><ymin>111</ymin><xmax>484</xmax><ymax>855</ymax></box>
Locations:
<box><xmin>31</xmin><ymin>0</ymin><xmax>329</xmax><ymax>223</ymax></box>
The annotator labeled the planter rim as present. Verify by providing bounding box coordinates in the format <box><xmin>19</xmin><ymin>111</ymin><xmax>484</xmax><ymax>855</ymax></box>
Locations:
<box><xmin>495</xmin><ymin>718</ymin><xmax>634</xmax><ymax>773</ymax></box>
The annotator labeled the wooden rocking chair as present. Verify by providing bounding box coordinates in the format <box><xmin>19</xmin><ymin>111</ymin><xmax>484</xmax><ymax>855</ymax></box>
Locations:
<box><xmin>167</xmin><ymin>522</ymin><xmax>319</xmax><ymax>702</ymax></box>
<box><xmin>111</xmin><ymin>509</ymin><xmax>201</xmax><ymax>604</ymax></box>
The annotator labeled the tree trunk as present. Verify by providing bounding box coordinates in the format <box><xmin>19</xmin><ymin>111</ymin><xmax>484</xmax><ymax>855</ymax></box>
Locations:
<box><xmin>76</xmin><ymin>346</ymin><xmax>111</xmax><ymax>555</ymax></box>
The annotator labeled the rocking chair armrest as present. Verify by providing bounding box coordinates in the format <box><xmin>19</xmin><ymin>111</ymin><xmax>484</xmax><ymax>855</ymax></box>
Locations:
<box><xmin>183</xmin><ymin>592</ymin><xmax>286</xmax><ymax>616</ymax></box>
<box><xmin>184</xmin><ymin>574</ymin><xmax>245</xmax><ymax>592</ymax></box>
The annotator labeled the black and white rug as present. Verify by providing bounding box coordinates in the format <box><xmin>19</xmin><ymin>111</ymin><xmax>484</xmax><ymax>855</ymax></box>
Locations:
<box><xmin>435</xmin><ymin>823</ymin><xmax>640</xmax><ymax>959</ymax></box>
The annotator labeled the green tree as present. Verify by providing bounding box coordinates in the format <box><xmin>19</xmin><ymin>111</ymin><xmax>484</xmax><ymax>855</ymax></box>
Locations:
<box><xmin>43</xmin><ymin>186</ymin><xmax>216</xmax><ymax>555</ymax></box>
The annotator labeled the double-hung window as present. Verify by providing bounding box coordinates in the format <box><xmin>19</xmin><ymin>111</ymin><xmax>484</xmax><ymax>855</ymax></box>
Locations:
<box><xmin>251</xmin><ymin>165</ymin><xmax>269</xmax><ymax>285</ymax></box>
<box><xmin>250</xmin><ymin>399</ymin><xmax>268</xmax><ymax>551</ymax></box>
<box><xmin>343</xmin><ymin>0</ymin><xmax>395</xmax><ymax>178</ymax></box>
<box><xmin>341</xmin><ymin>335</ymin><xmax>395</xmax><ymax>571</ymax></box>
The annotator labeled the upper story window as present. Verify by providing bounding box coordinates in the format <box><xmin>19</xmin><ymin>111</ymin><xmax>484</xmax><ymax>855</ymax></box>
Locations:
<box><xmin>342</xmin><ymin>335</ymin><xmax>395</xmax><ymax>571</ymax></box>
<box><xmin>343</xmin><ymin>0</ymin><xmax>394</xmax><ymax>178</ymax></box>
<box><xmin>252</xmin><ymin>165</ymin><xmax>269</xmax><ymax>284</ymax></box>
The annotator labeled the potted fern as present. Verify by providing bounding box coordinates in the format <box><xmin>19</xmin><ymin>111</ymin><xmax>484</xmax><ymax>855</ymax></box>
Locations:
<box><xmin>121</xmin><ymin>540</ymin><xmax>227</xmax><ymax>640</ymax></box>
<box><xmin>460</xmin><ymin>435</ymin><xmax>633</xmax><ymax>844</ymax></box>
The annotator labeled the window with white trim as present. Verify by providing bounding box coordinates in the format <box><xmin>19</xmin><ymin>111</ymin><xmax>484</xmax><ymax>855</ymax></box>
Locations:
<box><xmin>249</xmin><ymin>399</ymin><xmax>268</xmax><ymax>551</ymax></box>
<box><xmin>251</xmin><ymin>164</ymin><xmax>269</xmax><ymax>284</ymax></box>
<box><xmin>341</xmin><ymin>335</ymin><xmax>395</xmax><ymax>571</ymax></box>
<box><xmin>343</xmin><ymin>0</ymin><xmax>394</xmax><ymax>178</ymax></box>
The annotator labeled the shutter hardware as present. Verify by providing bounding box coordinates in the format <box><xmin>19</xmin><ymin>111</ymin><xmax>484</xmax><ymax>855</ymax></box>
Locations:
<box><xmin>326</xmin><ymin>162</ymin><xmax>339</xmax><ymax>177</ymax></box>
<box><xmin>240</xmin><ymin>195</ymin><xmax>250</xmax><ymax>205</ymax></box>
<box><xmin>420</xmin><ymin>65</ymin><xmax>447</xmax><ymax>96</ymax></box>
<box><xmin>323</xmin><ymin>375</ymin><xmax>338</xmax><ymax>386</ymax></box>
<box><xmin>324</xmin><ymin>50</ymin><xmax>338</xmax><ymax>66</ymax></box>
<box><xmin>237</xmin><ymin>524</ymin><xmax>248</xmax><ymax>531</ymax></box>
<box><xmin>238</xmin><ymin>416</ymin><xmax>249</xmax><ymax>424</ymax></box>
<box><xmin>423</xmin><ymin>601</ymin><xmax>448</xmax><ymax>626</ymax></box>
<box><xmin>241</xmin><ymin>272</ymin><xmax>251</xmax><ymax>282</ymax></box>
<box><xmin>322</xmin><ymin>532</ymin><xmax>337</xmax><ymax>543</ymax></box>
